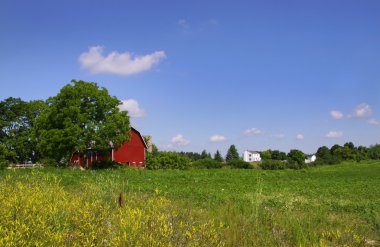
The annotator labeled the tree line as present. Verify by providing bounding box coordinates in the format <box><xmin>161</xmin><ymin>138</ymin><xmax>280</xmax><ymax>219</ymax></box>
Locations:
<box><xmin>145</xmin><ymin>144</ymin><xmax>251</xmax><ymax>169</ymax></box>
<box><xmin>145</xmin><ymin>143</ymin><xmax>380</xmax><ymax>170</ymax></box>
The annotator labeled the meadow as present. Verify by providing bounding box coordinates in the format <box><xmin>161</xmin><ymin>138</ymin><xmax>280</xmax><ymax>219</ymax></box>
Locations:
<box><xmin>1</xmin><ymin>160</ymin><xmax>379</xmax><ymax>246</ymax></box>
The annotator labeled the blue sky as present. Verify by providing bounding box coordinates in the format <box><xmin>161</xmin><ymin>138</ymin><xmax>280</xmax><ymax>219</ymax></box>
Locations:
<box><xmin>1</xmin><ymin>0</ymin><xmax>379</xmax><ymax>156</ymax></box>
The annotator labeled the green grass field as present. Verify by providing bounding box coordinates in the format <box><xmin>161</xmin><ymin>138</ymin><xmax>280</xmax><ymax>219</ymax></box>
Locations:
<box><xmin>1</xmin><ymin>161</ymin><xmax>380</xmax><ymax>246</ymax></box>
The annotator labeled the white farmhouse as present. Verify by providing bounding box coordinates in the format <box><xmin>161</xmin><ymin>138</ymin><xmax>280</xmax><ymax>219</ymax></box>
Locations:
<box><xmin>243</xmin><ymin>150</ymin><xmax>262</xmax><ymax>162</ymax></box>
<box><xmin>305</xmin><ymin>154</ymin><xmax>316</xmax><ymax>163</ymax></box>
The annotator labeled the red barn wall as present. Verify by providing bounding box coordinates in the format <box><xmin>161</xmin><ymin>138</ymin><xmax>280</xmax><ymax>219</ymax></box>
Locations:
<box><xmin>70</xmin><ymin>128</ymin><xmax>146</xmax><ymax>168</ymax></box>
<box><xmin>113</xmin><ymin>128</ymin><xmax>146</xmax><ymax>167</ymax></box>
<box><xmin>70</xmin><ymin>151</ymin><xmax>109</xmax><ymax>168</ymax></box>
<box><xmin>70</xmin><ymin>152</ymin><xmax>84</xmax><ymax>167</ymax></box>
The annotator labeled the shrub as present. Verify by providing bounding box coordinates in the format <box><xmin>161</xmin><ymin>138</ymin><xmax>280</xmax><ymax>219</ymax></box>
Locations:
<box><xmin>190</xmin><ymin>158</ymin><xmax>223</xmax><ymax>169</ymax></box>
<box><xmin>286</xmin><ymin>160</ymin><xmax>308</xmax><ymax>169</ymax></box>
<box><xmin>287</xmin><ymin>149</ymin><xmax>306</xmax><ymax>169</ymax></box>
<box><xmin>0</xmin><ymin>160</ymin><xmax>9</xmax><ymax>170</ymax></box>
<box><xmin>260</xmin><ymin>159</ymin><xmax>286</xmax><ymax>170</ymax></box>
<box><xmin>91</xmin><ymin>160</ymin><xmax>120</xmax><ymax>169</ymax></box>
<box><xmin>146</xmin><ymin>152</ymin><xmax>191</xmax><ymax>170</ymax></box>
<box><xmin>39</xmin><ymin>158</ymin><xmax>59</xmax><ymax>167</ymax></box>
<box><xmin>228</xmin><ymin>159</ymin><xmax>251</xmax><ymax>169</ymax></box>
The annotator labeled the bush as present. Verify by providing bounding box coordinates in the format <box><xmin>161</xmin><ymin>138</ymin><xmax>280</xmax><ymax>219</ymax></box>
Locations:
<box><xmin>146</xmin><ymin>152</ymin><xmax>191</xmax><ymax>170</ymax></box>
<box><xmin>228</xmin><ymin>159</ymin><xmax>251</xmax><ymax>169</ymax></box>
<box><xmin>190</xmin><ymin>158</ymin><xmax>223</xmax><ymax>169</ymax></box>
<box><xmin>91</xmin><ymin>160</ymin><xmax>120</xmax><ymax>169</ymax></box>
<box><xmin>286</xmin><ymin>160</ymin><xmax>308</xmax><ymax>169</ymax></box>
<box><xmin>0</xmin><ymin>160</ymin><xmax>9</xmax><ymax>170</ymax></box>
<box><xmin>260</xmin><ymin>160</ymin><xmax>286</xmax><ymax>170</ymax></box>
<box><xmin>39</xmin><ymin>158</ymin><xmax>59</xmax><ymax>167</ymax></box>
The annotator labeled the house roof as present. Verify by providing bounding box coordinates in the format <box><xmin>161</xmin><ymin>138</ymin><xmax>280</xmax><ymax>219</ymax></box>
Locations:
<box><xmin>246</xmin><ymin>150</ymin><xmax>260</xmax><ymax>154</ymax></box>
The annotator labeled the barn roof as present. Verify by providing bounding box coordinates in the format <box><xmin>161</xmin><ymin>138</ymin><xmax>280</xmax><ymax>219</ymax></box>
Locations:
<box><xmin>131</xmin><ymin>127</ymin><xmax>148</xmax><ymax>149</ymax></box>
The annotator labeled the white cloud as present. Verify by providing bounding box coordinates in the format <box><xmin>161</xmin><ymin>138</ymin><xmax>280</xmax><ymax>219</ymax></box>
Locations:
<box><xmin>368</xmin><ymin>118</ymin><xmax>380</xmax><ymax>125</ymax></box>
<box><xmin>296</xmin><ymin>134</ymin><xmax>304</xmax><ymax>140</ymax></box>
<box><xmin>119</xmin><ymin>99</ymin><xmax>145</xmax><ymax>118</ymax></box>
<box><xmin>330</xmin><ymin>110</ymin><xmax>344</xmax><ymax>120</ymax></box>
<box><xmin>209</xmin><ymin>135</ymin><xmax>226</xmax><ymax>142</ymax></box>
<box><xmin>79</xmin><ymin>46</ymin><xmax>166</xmax><ymax>76</ymax></box>
<box><xmin>353</xmin><ymin>103</ymin><xmax>372</xmax><ymax>118</ymax></box>
<box><xmin>170</xmin><ymin>134</ymin><xmax>190</xmax><ymax>147</ymax></box>
<box><xmin>326</xmin><ymin>131</ymin><xmax>343</xmax><ymax>138</ymax></box>
<box><xmin>244</xmin><ymin>128</ymin><xmax>263</xmax><ymax>136</ymax></box>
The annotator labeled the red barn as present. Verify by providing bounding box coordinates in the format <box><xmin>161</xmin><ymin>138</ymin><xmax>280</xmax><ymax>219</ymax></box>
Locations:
<box><xmin>70</xmin><ymin>127</ymin><xmax>148</xmax><ymax>168</ymax></box>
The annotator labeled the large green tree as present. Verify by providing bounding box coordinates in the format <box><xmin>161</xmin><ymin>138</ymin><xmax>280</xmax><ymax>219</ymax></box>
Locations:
<box><xmin>0</xmin><ymin>97</ymin><xmax>46</xmax><ymax>163</ymax></box>
<box><xmin>287</xmin><ymin>149</ymin><xmax>305</xmax><ymax>168</ymax></box>
<box><xmin>226</xmin><ymin>144</ymin><xmax>240</xmax><ymax>161</ymax></box>
<box><xmin>271</xmin><ymin>150</ymin><xmax>287</xmax><ymax>160</ymax></box>
<box><xmin>35</xmin><ymin>80</ymin><xmax>130</xmax><ymax>164</ymax></box>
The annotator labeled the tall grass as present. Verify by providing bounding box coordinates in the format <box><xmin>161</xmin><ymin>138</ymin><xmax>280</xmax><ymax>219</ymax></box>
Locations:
<box><xmin>1</xmin><ymin>160</ymin><xmax>379</xmax><ymax>246</ymax></box>
<box><xmin>0</xmin><ymin>170</ymin><xmax>223</xmax><ymax>246</ymax></box>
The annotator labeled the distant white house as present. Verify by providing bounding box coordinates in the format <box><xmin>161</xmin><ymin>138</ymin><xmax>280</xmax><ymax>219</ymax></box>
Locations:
<box><xmin>243</xmin><ymin>150</ymin><xmax>262</xmax><ymax>162</ymax></box>
<box><xmin>305</xmin><ymin>154</ymin><xmax>316</xmax><ymax>164</ymax></box>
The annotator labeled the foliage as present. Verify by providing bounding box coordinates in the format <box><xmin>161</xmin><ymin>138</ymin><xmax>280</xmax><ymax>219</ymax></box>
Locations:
<box><xmin>316</xmin><ymin>146</ymin><xmax>340</xmax><ymax>165</ymax></box>
<box><xmin>190</xmin><ymin>158</ymin><xmax>224</xmax><ymax>169</ymax></box>
<box><xmin>287</xmin><ymin>149</ymin><xmax>306</xmax><ymax>169</ymax></box>
<box><xmin>34</xmin><ymin>80</ymin><xmax>130</xmax><ymax>165</ymax></box>
<box><xmin>150</xmin><ymin>143</ymin><xmax>159</xmax><ymax>154</ymax></box>
<box><xmin>200</xmin><ymin>149</ymin><xmax>212</xmax><ymax>159</ymax></box>
<box><xmin>179</xmin><ymin>151</ymin><xmax>201</xmax><ymax>161</ymax></box>
<box><xmin>0</xmin><ymin>97</ymin><xmax>46</xmax><ymax>163</ymax></box>
<box><xmin>260</xmin><ymin>150</ymin><xmax>272</xmax><ymax>160</ymax></box>
<box><xmin>271</xmin><ymin>150</ymin><xmax>287</xmax><ymax>160</ymax></box>
<box><xmin>146</xmin><ymin>152</ymin><xmax>191</xmax><ymax>169</ymax></box>
<box><xmin>0</xmin><ymin>143</ymin><xmax>13</xmax><ymax>169</ymax></box>
<box><xmin>214</xmin><ymin>150</ymin><xmax>224</xmax><ymax>162</ymax></box>
<box><xmin>225</xmin><ymin>145</ymin><xmax>240</xmax><ymax>161</ymax></box>
<box><xmin>260</xmin><ymin>159</ymin><xmax>286</xmax><ymax>170</ymax></box>
<box><xmin>368</xmin><ymin>144</ymin><xmax>380</xmax><ymax>159</ymax></box>
<box><xmin>91</xmin><ymin>160</ymin><xmax>120</xmax><ymax>169</ymax></box>
<box><xmin>227</xmin><ymin>159</ymin><xmax>251</xmax><ymax>169</ymax></box>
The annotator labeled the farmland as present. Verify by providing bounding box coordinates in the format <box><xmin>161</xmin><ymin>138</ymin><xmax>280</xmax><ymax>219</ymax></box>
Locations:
<box><xmin>1</xmin><ymin>161</ymin><xmax>380</xmax><ymax>246</ymax></box>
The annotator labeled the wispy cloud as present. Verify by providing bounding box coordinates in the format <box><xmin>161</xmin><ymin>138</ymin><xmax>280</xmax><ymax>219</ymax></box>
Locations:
<box><xmin>296</xmin><ymin>134</ymin><xmax>304</xmax><ymax>140</ymax></box>
<box><xmin>177</xmin><ymin>19</ymin><xmax>190</xmax><ymax>30</ymax></box>
<box><xmin>200</xmin><ymin>18</ymin><xmax>219</xmax><ymax>30</ymax></box>
<box><xmin>119</xmin><ymin>99</ymin><xmax>145</xmax><ymax>118</ymax></box>
<box><xmin>209</xmin><ymin>135</ymin><xmax>226</xmax><ymax>142</ymax></box>
<box><xmin>170</xmin><ymin>134</ymin><xmax>190</xmax><ymax>147</ymax></box>
<box><xmin>330</xmin><ymin>110</ymin><xmax>344</xmax><ymax>120</ymax></box>
<box><xmin>353</xmin><ymin>103</ymin><xmax>372</xmax><ymax>118</ymax></box>
<box><xmin>79</xmin><ymin>46</ymin><xmax>166</xmax><ymax>76</ymax></box>
<box><xmin>326</xmin><ymin>131</ymin><xmax>343</xmax><ymax>138</ymax></box>
<box><xmin>244</xmin><ymin>128</ymin><xmax>263</xmax><ymax>136</ymax></box>
<box><xmin>273</xmin><ymin>134</ymin><xmax>286</xmax><ymax>139</ymax></box>
<box><xmin>177</xmin><ymin>18</ymin><xmax>218</xmax><ymax>33</ymax></box>
<box><xmin>368</xmin><ymin>118</ymin><xmax>380</xmax><ymax>125</ymax></box>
